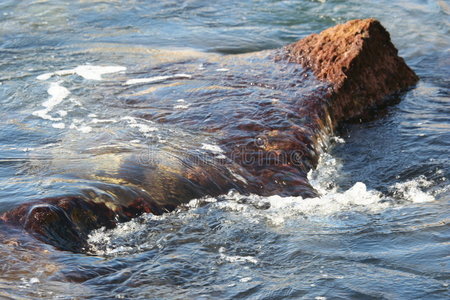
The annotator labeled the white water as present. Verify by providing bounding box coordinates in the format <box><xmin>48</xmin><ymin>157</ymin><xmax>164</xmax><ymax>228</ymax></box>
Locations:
<box><xmin>87</xmin><ymin>147</ymin><xmax>442</xmax><ymax>256</ymax></box>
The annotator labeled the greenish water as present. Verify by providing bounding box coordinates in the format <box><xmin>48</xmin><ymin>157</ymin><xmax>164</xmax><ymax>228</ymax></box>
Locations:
<box><xmin>0</xmin><ymin>0</ymin><xmax>449</xmax><ymax>299</ymax></box>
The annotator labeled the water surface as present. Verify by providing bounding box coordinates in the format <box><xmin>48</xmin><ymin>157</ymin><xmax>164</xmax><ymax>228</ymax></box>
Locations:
<box><xmin>0</xmin><ymin>0</ymin><xmax>449</xmax><ymax>299</ymax></box>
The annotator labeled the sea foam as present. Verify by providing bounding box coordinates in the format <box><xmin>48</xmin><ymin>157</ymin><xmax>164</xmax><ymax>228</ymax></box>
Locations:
<box><xmin>32</xmin><ymin>82</ymin><xmax>70</xmax><ymax>121</ymax></box>
<box><xmin>37</xmin><ymin>65</ymin><xmax>126</xmax><ymax>81</ymax></box>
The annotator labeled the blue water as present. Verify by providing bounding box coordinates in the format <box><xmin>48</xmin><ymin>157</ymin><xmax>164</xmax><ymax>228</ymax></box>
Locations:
<box><xmin>0</xmin><ymin>0</ymin><xmax>449</xmax><ymax>299</ymax></box>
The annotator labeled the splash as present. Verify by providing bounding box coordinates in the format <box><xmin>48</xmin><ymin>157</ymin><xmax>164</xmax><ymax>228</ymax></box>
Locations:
<box><xmin>86</xmin><ymin>148</ymin><xmax>441</xmax><ymax>256</ymax></box>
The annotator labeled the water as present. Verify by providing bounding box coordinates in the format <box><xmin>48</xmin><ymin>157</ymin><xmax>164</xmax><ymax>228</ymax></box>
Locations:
<box><xmin>0</xmin><ymin>0</ymin><xmax>449</xmax><ymax>298</ymax></box>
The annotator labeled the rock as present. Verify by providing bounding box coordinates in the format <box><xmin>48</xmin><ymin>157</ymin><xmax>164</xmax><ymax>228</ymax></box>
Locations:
<box><xmin>284</xmin><ymin>18</ymin><xmax>419</xmax><ymax>126</ymax></box>
<box><xmin>0</xmin><ymin>19</ymin><xmax>419</xmax><ymax>252</ymax></box>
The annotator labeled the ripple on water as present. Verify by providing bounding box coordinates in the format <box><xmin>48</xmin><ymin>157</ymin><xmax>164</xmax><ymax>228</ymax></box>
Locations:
<box><xmin>0</xmin><ymin>0</ymin><xmax>449</xmax><ymax>298</ymax></box>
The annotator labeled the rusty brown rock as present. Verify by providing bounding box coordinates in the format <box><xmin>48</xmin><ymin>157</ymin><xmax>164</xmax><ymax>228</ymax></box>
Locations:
<box><xmin>284</xmin><ymin>18</ymin><xmax>419</xmax><ymax>126</ymax></box>
<box><xmin>0</xmin><ymin>19</ymin><xmax>420</xmax><ymax>253</ymax></box>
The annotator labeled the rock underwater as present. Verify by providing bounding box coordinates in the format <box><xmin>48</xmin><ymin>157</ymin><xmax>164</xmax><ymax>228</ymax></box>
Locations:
<box><xmin>0</xmin><ymin>19</ymin><xmax>418</xmax><ymax>252</ymax></box>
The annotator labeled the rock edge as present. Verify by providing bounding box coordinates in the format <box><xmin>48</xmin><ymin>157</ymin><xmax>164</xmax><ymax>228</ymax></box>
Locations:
<box><xmin>285</xmin><ymin>18</ymin><xmax>419</xmax><ymax>126</ymax></box>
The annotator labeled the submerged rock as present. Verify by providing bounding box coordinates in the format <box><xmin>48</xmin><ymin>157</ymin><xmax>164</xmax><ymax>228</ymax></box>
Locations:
<box><xmin>1</xmin><ymin>19</ymin><xmax>418</xmax><ymax>252</ymax></box>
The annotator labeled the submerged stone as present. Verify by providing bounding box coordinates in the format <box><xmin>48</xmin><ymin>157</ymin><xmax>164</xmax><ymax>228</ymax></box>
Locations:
<box><xmin>0</xmin><ymin>19</ymin><xmax>418</xmax><ymax>252</ymax></box>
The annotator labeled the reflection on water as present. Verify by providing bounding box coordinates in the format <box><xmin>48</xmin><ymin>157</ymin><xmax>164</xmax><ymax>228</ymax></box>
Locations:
<box><xmin>0</xmin><ymin>0</ymin><xmax>449</xmax><ymax>298</ymax></box>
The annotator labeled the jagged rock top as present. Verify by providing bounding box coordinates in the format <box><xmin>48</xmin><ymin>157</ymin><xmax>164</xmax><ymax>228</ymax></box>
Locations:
<box><xmin>285</xmin><ymin>18</ymin><xmax>419</xmax><ymax>123</ymax></box>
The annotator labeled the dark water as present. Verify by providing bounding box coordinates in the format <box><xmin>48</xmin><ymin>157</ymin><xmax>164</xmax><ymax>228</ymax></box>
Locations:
<box><xmin>0</xmin><ymin>0</ymin><xmax>449</xmax><ymax>299</ymax></box>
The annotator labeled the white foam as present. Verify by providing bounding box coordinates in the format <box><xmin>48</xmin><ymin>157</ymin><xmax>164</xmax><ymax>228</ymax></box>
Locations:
<box><xmin>57</xmin><ymin>110</ymin><xmax>67</xmax><ymax>117</ymax></box>
<box><xmin>36</xmin><ymin>73</ymin><xmax>53</xmax><ymax>81</ymax></box>
<box><xmin>264</xmin><ymin>182</ymin><xmax>386</xmax><ymax>225</ymax></box>
<box><xmin>37</xmin><ymin>65</ymin><xmax>126</xmax><ymax>81</ymax></box>
<box><xmin>87</xmin><ymin>171</ymin><xmax>441</xmax><ymax>256</ymax></box>
<box><xmin>201</xmin><ymin>143</ymin><xmax>224</xmax><ymax>154</ymax></box>
<box><xmin>174</xmin><ymin>99</ymin><xmax>189</xmax><ymax>109</ymax></box>
<box><xmin>202</xmin><ymin>143</ymin><xmax>227</xmax><ymax>159</ymax></box>
<box><xmin>216</xmin><ymin>68</ymin><xmax>229</xmax><ymax>72</ymax></box>
<box><xmin>131</xmin><ymin>123</ymin><xmax>158</xmax><ymax>133</ymax></box>
<box><xmin>86</xmin><ymin>142</ymin><xmax>441</xmax><ymax>256</ymax></box>
<box><xmin>90</xmin><ymin>118</ymin><xmax>117</xmax><ymax>124</ymax></box>
<box><xmin>121</xmin><ymin>116</ymin><xmax>137</xmax><ymax>123</ymax></box>
<box><xmin>32</xmin><ymin>109</ymin><xmax>62</xmax><ymax>121</ymax></box>
<box><xmin>199</xmin><ymin>149</ymin><xmax>438</xmax><ymax>226</ymax></box>
<box><xmin>125</xmin><ymin>74</ymin><xmax>192</xmax><ymax>85</ymax></box>
<box><xmin>174</xmin><ymin>104</ymin><xmax>190</xmax><ymax>109</ymax></box>
<box><xmin>52</xmin><ymin>123</ymin><xmax>65</xmax><ymax>129</ymax></box>
<box><xmin>32</xmin><ymin>82</ymin><xmax>70</xmax><ymax>121</ymax></box>
<box><xmin>87</xmin><ymin>218</ymin><xmax>150</xmax><ymax>256</ymax></box>
<box><xmin>391</xmin><ymin>176</ymin><xmax>435</xmax><ymax>203</ymax></box>
<box><xmin>78</xmin><ymin>125</ymin><xmax>92</xmax><ymax>133</ymax></box>
<box><xmin>19</xmin><ymin>277</ymin><xmax>41</xmax><ymax>288</ymax></box>
<box><xmin>42</xmin><ymin>82</ymin><xmax>70</xmax><ymax>108</ymax></box>
<box><xmin>74</xmin><ymin>65</ymin><xmax>126</xmax><ymax>80</ymax></box>
<box><xmin>69</xmin><ymin>123</ymin><xmax>92</xmax><ymax>133</ymax></box>
<box><xmin>121</xmin><ymin>116</ymin><xmax>158</xmax><ymax>135</ymax></box>
<box><xmin>29</xmin><ymin>278</ymin><xmax>40</xmax><ymax>284</ymax></box>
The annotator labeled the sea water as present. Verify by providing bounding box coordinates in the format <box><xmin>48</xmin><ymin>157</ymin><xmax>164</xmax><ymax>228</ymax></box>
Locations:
<box><xmin>0</xmin><ymin>0</ymin><xmax>449</xmax><ymax>298</ymax></box>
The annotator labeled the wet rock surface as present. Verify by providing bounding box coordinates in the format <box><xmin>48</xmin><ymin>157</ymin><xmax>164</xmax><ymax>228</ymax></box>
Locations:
<box><xmin>1</xmin><ymin>19</ymin><xmax>419</xmax><ymax>252</ymax></box>
<box><xmin>284</xmin><ymin>18</ymin><xmax>419</xmax><ymax>125</ymax></box>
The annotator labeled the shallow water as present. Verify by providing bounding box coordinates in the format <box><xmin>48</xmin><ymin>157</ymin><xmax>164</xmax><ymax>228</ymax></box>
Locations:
<box><xmin>0</xmin><ymin>0</ymin><xmax>449</xmax><ymax>299</ymax></box>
